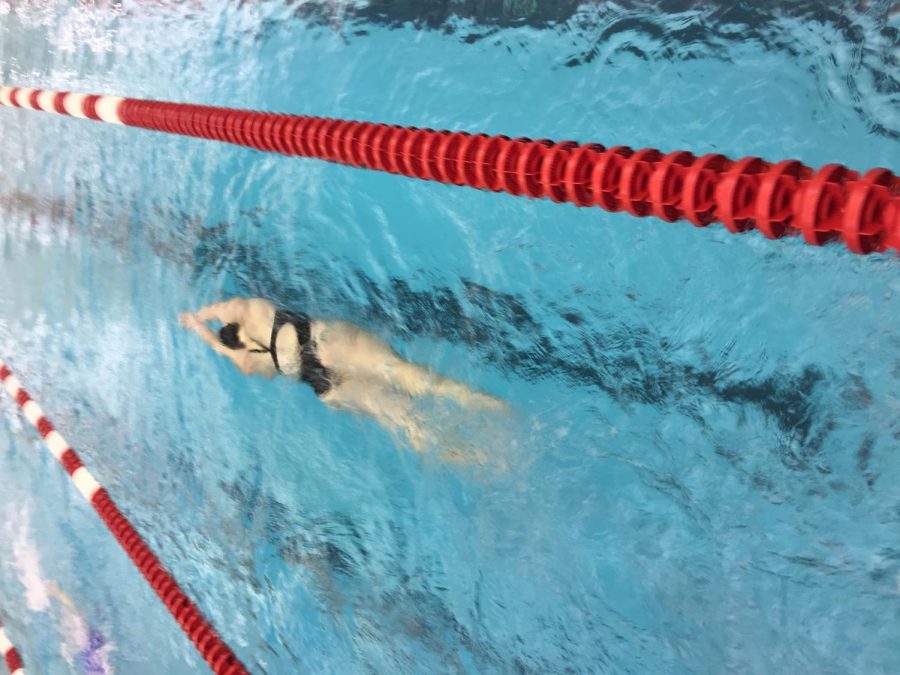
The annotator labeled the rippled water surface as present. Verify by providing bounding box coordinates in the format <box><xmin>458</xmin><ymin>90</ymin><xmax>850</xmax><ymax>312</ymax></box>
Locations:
<box><xmin>0</xmin><ymin>1</ymin><xmax>898</xmax><ymax>673</ymax></box>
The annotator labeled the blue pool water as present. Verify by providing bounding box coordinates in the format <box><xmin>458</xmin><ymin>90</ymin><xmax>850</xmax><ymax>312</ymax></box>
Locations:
<box><xmin>0</xmin><ymin>1</ymin><xmax>898</xmax><ymax>673</ymax></box>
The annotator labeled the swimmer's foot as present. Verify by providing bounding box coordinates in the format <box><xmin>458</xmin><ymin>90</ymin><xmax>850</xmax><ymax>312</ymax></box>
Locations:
<box><xmin>401</xmin><ymin>418</ymin><xmax>432</xmax><ymax>452</ymax></box>
<box><xmin>458</xmin><ymin>391</ymin><xmax>510</xmax><ymax>412</ymax></box>
<box><xmin>441</xmin><ymin>445</ymin><xmax>489</xmax><ymax>466</ymax></box>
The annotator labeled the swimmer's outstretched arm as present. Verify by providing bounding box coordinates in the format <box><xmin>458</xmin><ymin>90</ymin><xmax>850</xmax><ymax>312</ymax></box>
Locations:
<box><xmin>45</xmin><ymin>581</ymin><xmax>78</xmax><ymax>614</ymax></box>
<box><xmin>178</xmin><ymin>312</ymin><xmax>254</xmax><ymax>374</ymax></box>
<box><xmin>194</xmin><ymin>298</ymin><xmax>248</xmax><ymax>324</ymax></box>
<box><xmin>179</xmin><ymin>312</ymin><xmax>231</xmax><ymax>355</ymax></box>
<box><xmin>194</xmin><ymin>297</ymin><xmax>276</xmax><ymax>325</ymax></box>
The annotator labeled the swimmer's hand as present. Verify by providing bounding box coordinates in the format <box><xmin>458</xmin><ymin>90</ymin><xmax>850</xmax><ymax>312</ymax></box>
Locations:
<box><xmin>178</xmin><ymin>312</ymin><xmax>203</xmax><ymax>331</ymax></box>
<box><xmin>179</xmin><ymin>311</ymin><xmax>237</xmax><ymax>359</ymax></box>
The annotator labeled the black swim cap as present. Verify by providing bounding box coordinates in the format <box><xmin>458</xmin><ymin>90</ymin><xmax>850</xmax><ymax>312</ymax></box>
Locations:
<box><xmin>218</xmin><ymin>323</ymin><xmax>245</xmax><ymax>350</ymax></box>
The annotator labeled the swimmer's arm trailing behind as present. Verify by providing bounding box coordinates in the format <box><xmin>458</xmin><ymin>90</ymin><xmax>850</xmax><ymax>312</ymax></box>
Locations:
<box><xmin>44</xmin><ymin>581</ymin><xmax>78</xmax><ymax>613</ymax></box>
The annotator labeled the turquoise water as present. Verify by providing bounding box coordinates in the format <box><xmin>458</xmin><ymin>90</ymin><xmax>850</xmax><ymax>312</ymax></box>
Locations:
<box><xmin>0</xmin><ymin>1</ymin><xmax>898</xmax><ymax>673</ymax></box>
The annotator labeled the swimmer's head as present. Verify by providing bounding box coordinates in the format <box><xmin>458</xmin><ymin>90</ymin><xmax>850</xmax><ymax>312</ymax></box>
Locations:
<box><xmin>218</xmin><ymin>323</ymin><xmax>245</xmax><ymax>350</ymax></box>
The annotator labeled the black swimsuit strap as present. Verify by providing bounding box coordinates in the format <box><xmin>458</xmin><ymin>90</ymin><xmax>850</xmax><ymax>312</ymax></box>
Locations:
<box><xmin>299</xmin><ymin>345</ymin><xmax>332</xmax><ymax>397</ymax></box>
<box><xmin>269</xmin><ymin>310</ymin><xmax>311</xmax><ymax>374</ymax></box>
<box><xmin>267</xmin><ymin>309</ymin><xmax>332</xmax><ymax>396</ymax></box>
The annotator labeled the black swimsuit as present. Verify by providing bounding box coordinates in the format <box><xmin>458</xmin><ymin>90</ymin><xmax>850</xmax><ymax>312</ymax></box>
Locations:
<box><xmin>267</xmin><ymin>310</ymin><xmax>333</xmax><ymax>397</ymax></box>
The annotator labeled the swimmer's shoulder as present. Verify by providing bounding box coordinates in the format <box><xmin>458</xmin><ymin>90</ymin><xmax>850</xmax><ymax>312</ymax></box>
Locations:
<box><xmin>239</xmin><ymin>298</ymin><xmax>277</xmax><ymax>326</ymax></box>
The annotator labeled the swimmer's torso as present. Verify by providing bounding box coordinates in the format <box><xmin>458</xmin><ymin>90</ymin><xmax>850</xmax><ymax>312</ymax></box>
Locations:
<box><xmin>231</xmin><ymin>298</ymin><xmax>279</xmax><ymax>377</ymax></box>
<box><xmin>232</xmin><ymin>300</ymin><xmax>334</xmax><ymax>394</ymax></box>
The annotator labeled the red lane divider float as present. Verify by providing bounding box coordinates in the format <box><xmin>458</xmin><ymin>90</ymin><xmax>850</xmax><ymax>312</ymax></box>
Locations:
<box><xmin>0</xmin><ymin>360</ymin><xmax>249</xmax><ymax>675</ymax></box>
<box><xmin>0</xmin><ymin>623</ymin><xmax>25</xmax><ymax>675</ymax></box>
<box><xmin>1</xmin><ymin>84</ymin><xmax>898</xmax><ymax>255</ymax></box>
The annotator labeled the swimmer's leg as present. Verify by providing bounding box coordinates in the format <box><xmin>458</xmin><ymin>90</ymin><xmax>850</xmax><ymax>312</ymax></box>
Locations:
<box><xmin>384</xmin><ymin>359</ymin><xmax>507</xmax><ymax>412</ymax></box>
<box><xmin>322</xmin><ymin>380</ymin><xmax>432</xmax><ymax>451</ymax></box>
<box><xmin>324</xmin><ymin>379</ymin><xmax>508</xmax><ymax>467</ymax></box>
<box><xmin>315</xmin><ymin>320</ymin><xmax>507</xmax><ymax>411</ymax></box>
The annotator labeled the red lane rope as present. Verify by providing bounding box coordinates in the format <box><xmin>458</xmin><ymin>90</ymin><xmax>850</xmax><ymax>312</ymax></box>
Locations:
<box><xmin>0</xmin><ymin>361</ymin><xmax>249</xmax><ymax>675</ymax></box>
<box><xmin>1</xmin><ymin>84</ymin><xmax>897</xmax><ymax>255</ymax></box>
<box><xmin>0</xmin><ymin>623</ymin><xmax>25</xmax><ymax>675</ymax></box>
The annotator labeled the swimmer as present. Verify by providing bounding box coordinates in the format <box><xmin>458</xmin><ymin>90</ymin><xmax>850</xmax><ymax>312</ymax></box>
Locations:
<box><xmin>44</xmin><ymin>582</ymin><xmax>113</xmax><ymax>675</ymax></box>
<box><xmin>5</xmin><ymin>504</ymin><xmax>113</xmax><ymax>674</ymax></box>
<box><xmin>178</xmin><ymin>297</ymin><xmax>507</xmax><ymax>453</ymax></box>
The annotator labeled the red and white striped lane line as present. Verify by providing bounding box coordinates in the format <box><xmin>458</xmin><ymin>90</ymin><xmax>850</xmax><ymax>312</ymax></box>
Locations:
<box><xmin>0</xmin><ymin>87</ymin><xmax>125</xmax><ymax>124</ymax></box>
<box><xmin>2</xmin><ymin>84</ymin><xmax>898</xmax><ymax>257</ymax></box>
<box><xmin>0</xmin><ymin>360</ymin><xmax>250</xmax><ymax>675</ymax></box>
<box><xmin>0</xmin><ymin>623</ymin><xmax>25</xmax><ymax>675</ymax></box>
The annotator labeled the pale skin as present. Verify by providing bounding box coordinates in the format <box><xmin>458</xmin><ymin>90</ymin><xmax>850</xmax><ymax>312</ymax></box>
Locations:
<box><xmin>179</xmin><ymin>297</ymin><xmax>506</xmax><ymax>451</ymax></box>
<box><xmin>44</xmin><ymin>581</ymin><xmax>78</xmax><ymax>613</ymax></box>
